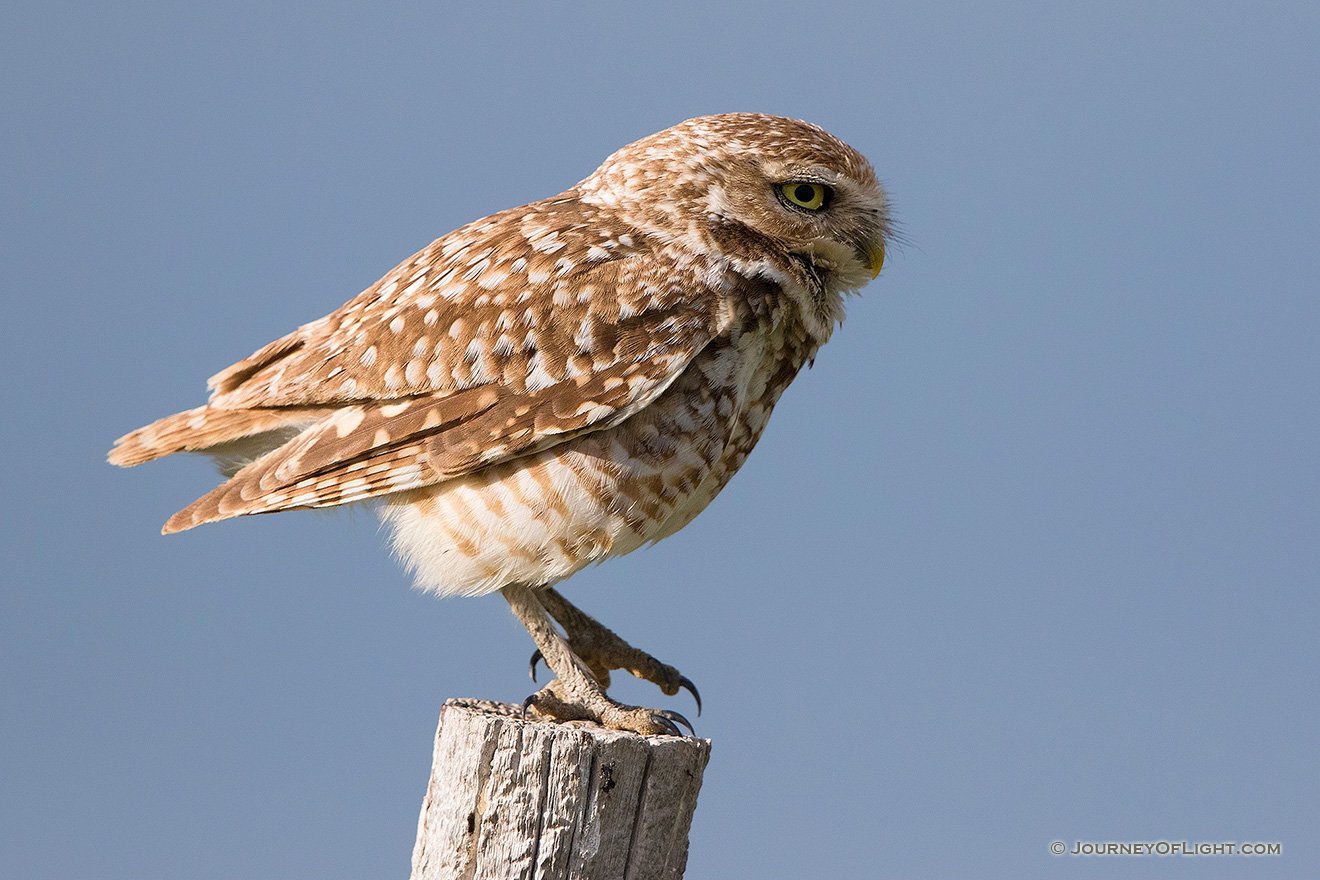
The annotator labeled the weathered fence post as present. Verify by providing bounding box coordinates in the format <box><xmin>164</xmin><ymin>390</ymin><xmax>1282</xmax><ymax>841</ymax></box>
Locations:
<box><xmin>410</xmin><ymin>699</ymin><xmax>712</xmax><ymax>880</ymax></box>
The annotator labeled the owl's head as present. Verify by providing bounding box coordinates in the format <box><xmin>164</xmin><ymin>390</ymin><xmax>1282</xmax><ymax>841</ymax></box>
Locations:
<box><xmin>578</xmin><ymin>113</ymin><xmax>891</xmax><ymax>304</ymax></box>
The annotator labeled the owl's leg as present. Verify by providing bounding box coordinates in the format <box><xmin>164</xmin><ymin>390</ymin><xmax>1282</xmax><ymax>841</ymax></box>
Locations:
<box><xmin>501</xmin><ymin>584</ymin><xmax>692</xmax><ymax>736</ymax></box>
<box><xmin>533</xmin><ymin>587</ymin><xmax>701</xmax><ymax>714</ymax></box>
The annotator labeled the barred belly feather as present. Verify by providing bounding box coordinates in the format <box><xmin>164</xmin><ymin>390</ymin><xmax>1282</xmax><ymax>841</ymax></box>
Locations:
<box><xmin>380</xmin><ymin>321</ymin><xmax>805</xmax><ymax>598</ymax></box>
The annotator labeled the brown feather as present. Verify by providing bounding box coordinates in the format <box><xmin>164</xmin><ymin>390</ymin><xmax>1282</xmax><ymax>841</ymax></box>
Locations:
<box><xmin>108</xmin><ymin>404</ymin><xmax>334</xmax><ymax>468</ymax></box>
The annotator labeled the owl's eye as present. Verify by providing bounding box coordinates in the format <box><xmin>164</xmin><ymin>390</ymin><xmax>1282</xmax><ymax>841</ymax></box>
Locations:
<box><xmin>778</xmin><ymin>182</ymin><xmax>831</xmax><ymax>212</ymax></box>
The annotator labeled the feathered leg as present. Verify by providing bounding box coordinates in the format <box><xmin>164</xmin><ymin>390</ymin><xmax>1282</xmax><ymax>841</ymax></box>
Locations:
<box><xmin>532</xmin><ymin>587</ymin><xmax>701</xmax><ymax>714</ymax></box>
<box><xmin>501</xmin><ymin>584</ymin><xmax>693</xmax><ymax>736</ymax></box>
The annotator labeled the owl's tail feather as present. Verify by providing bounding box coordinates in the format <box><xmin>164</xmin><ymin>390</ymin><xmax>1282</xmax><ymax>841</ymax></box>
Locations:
<box><xmin>107</xmin><ymin>404</ymin><xmax>334</xmax><ymax>468</ymax></box>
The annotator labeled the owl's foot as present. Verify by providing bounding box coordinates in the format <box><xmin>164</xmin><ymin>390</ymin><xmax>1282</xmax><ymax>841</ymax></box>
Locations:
<box><xmin>500</xmin><ymin>584</ymin><xmax>697</xmax><ymax>737</ymax></box>
<box><xmin>533</xmin><ymin>586</ymin><xmax>701</xmax><ymax>714</ymax></box>
<box><xmin>528</xmin><ymin>648</ymin><xmax>701</xmax><ymax>715</ymax></box>
<box><xmin>522</xmin><ymin>678</ymin><xmax>694</xmax><ymax>737</ymax></box>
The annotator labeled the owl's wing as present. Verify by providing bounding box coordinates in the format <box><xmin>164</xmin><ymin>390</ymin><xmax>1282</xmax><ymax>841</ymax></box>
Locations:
<box><xmin>114</xmin><ymin>198</ymin><xmax>727</xmax><ymax>532</ymax></box>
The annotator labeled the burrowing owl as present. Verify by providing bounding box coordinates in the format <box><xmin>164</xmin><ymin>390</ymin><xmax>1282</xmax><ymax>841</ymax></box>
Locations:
<box><xmin>109</xmin><ymin>114</ymin><xmax>891</xmax><ymax>735</ymax></box>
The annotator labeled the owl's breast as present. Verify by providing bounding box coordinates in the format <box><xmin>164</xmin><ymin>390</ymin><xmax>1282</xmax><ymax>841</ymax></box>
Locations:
<box><xmin>610</xmin><ymin>303</ymin><xmax>819</xmax><ymax>543</ymax></box>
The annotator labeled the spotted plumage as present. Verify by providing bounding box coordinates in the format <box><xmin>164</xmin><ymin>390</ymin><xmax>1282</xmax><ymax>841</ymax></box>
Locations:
<box><xmin>110</xmin><ymin>113</ymin><xmax>891</xmax><ymax>734</ymax></box>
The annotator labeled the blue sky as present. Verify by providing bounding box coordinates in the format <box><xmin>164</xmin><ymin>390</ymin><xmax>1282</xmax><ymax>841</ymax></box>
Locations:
<box><xmin>3</xmin><ymin>2</ymin><xmax>1317</xmax><ymax>877</ymax></box>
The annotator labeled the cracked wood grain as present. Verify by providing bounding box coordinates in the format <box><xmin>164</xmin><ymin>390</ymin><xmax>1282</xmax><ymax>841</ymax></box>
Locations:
<box><xmin>410</xmin><ymin>699</ymin><xmax>711</xmax><ymax>880</ymax></box>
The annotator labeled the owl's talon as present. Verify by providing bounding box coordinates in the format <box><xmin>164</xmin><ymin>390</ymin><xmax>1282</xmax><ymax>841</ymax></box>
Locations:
<box><xmin>529</xmin><ymin>649</ymin><xmax>544</xmax><ymax>682</ymax></box>
<box><xmin>655</xmin><ymin>709</ymin><xmax>695</xmax><ymax>737</ymax></box>
<box><xmin>678</xmin><ymin>676</ymin><xmax>702</xmax><ymax>716</ymax></box>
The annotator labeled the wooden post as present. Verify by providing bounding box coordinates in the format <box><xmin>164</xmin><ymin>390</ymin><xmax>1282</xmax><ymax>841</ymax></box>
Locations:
<box><xmin>410</xmin><ymin>699</ymin><xmax>712</xmax><ymax>880</ymax></box>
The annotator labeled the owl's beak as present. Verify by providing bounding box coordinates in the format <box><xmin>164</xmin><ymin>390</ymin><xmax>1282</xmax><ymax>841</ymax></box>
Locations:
<box><xmin>864</xmin><ymin>240</ymin><xmax>885</xmax><ymax>279</ymax></box>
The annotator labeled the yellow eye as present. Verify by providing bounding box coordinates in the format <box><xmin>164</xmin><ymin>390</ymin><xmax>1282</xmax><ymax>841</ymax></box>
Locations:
<box><xmin>779</xmin><ymin>182</ymin><xmax>830</xmax><ymax>211</ymax></box>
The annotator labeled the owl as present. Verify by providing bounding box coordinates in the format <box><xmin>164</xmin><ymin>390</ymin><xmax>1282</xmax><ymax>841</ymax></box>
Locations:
<box><xmin>109</xmin><ymin>113</ymin><xmax>891</xmax><ymax>735</ymax></box>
